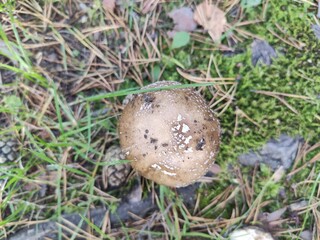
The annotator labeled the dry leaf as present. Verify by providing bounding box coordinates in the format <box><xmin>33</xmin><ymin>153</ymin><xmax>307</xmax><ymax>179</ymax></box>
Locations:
<box><xmin>194</xmin><ymin>1</ymin><xmax>226</xmax><ymax>42</ymax></box>
<box><xmin>103</xmin><ymin>0</ymin><xmax>116</xmax><ymax>12</ymax></box>
<box><xmin>300</xmin><ymin>230</ymin><xmax>312</xmax><ymax>240</ymax></box>
<box><xmin>289</xmin><ymin>200</ymin><xmax>308</xmax><ymax>211</ymax></box>
<box><xmin>208</xmin><ymin>163</ymin><xmax>221</xmax><ymax>175</ymax></box>
<box><xmin>167</xmin><ymin>7</ymin><xmax>197</xmax><ymax>38</ymax></box>
<box><xmin>272</xmin><ymin>166</ymin><xmax>285</xmax><ymax>182</ymax></box>
<box><xmin>265</xmin><ymin>207</ymin><xmax>287</xmax><ymax>222</ymax></box>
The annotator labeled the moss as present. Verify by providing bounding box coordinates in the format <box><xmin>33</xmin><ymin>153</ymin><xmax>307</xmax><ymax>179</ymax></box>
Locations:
<box><xmin>159</xmin><ymin>0</ymin><xmax>320</xmax><ymax>232</ymax></box>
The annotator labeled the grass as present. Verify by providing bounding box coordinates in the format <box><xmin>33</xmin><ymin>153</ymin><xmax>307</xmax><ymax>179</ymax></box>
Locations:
<box><xmin>0</xmin><ymin>0</ymin><xmax>319</xmax><ymax>239</ymax></box>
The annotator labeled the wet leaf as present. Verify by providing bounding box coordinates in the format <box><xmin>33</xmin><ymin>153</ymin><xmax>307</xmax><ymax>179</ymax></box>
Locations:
<box><xmin>194</xmin><ymin>1</ymin><xmax>226</xmax><ymax>42</ymax></box>
<box><xmin>289</xmin><ymin>200</ymin><xmax>308</xmax><ymax>211</ymax></box>
<box><xmin>251</xmin><ymin>39</ymin><xmax>277</xmax><ymax>66</ymax></box>
<box><xmin>300</xmin><ymin>230</ymin><xmax>312</xmax><ymax>240</ymax></box>
<box><xmin>127</xmin><ymin>178</ymin><xmax>142</xmax><ymax>203</ymax></box>
<box><xmin>171</xmin><ymin>31</ymin><xmax>190</xmax><ymax>49</ymax></box>
<box><xmin>208</xmin><ymin>163</ymin><xmax>221</xmax><ymax>175</ymax></box>
<box><xmin>265</xmin><ymin>207</ymin><xmax>287</xmax><ymax>222</ymax></box>
<box><xmin>312</xmin><ymin>24</ymin><xmax>320</xmax><ymax>40</ymax></box>
<box><xmin>167</xmin><ymin>7</ymin><xmax>197</xmax><ymax>38</ymax></box>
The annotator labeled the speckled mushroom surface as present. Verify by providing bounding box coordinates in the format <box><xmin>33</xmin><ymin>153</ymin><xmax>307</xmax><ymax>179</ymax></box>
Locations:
<box><xmin>229</xmin><ymin>226</ymin><xmax>275</xmax><ymax>240</ymax></box>
<box><xmin>118</xmin><ymin>81</ymin><xmax>220</xmax><ymax>188</ymax></box>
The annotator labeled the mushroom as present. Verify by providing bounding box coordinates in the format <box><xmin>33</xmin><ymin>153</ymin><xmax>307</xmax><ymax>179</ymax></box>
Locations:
<box><xmin>229</xmin><ymin>226</ymin><xmax>275</xmax><ymax>240</ymax></box>
<box><xmin>118</xmin><ymin>81</ymin><xmax>220</xmax><ymax>187</ymax></box>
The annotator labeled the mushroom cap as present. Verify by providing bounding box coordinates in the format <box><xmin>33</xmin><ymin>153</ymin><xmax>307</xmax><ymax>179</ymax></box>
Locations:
<box><xmin>229</xmin><ymin>226</ymin><xmax>275</xmax><ymax>240</ymax></box>
<box><xmin>118</xmin><ymin>81</ymin><xmax>220</xmax><ymax>187</ymax></box>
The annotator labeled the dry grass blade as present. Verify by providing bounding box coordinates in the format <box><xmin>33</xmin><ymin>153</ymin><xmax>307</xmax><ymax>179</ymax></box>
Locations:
<box><xmin>268</xmin><ymin>27</ymin><xmax>305</xmax><ymax>50</ymax></box>
<box><xmin>81</xmin><ymin>25</ymin><xmax>121</xmax><ymax>37</ymax></box>
<box><xmin>198</xmin><ymin>185</ymin><xmax>235</xmax><ymax>215</ymax></box>
<box><xmin>253</xmin><ymin>89</ymin><xmax>313</xmax><ymax>114</ymax></box>
<box><xmin>288</xmin><ymin>148</ymin><xmax>320</xmax><ymax>177</ymax></box>
<box><xmin>253</xmin><ymin>90</ymin><xmax>312</xmax><ymax>100</ymax></box>
<box><xmin>177</xmin><ymin>68</ymin><xmax>234</xmax><ymax>84</ymax></box>
<box><xmin>235</xmin><ymin>107</ymin><xmax>261</xmax><ymax>128</ymax></box>
<box><xmin>69</xmin><ymin>28</ymin><xmax>113</xmax><ymax>67</ymax></box>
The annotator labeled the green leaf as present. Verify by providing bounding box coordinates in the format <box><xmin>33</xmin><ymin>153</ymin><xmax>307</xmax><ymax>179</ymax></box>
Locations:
<box><xmin>171</xmin><ymin>32</ymin><xmax>190</xmax><ymax>49</ymax></box>
<box><xmin>152</xmin><ymin>65</ymin><xmax>161</xmax><ymax>81</ymax></box>
<box><xmin>4</xmin><ymin>95</ymin><xmax>22</xmax><ymax>109</ymax></box>
<box><xmin>241</xmin><ymin>0</ymin><xmax>261</xmax><ymax>8</ymax></box>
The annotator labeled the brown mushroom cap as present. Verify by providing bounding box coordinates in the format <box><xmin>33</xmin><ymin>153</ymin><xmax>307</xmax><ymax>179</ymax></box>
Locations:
<box><xmin>118</xmin><ymin>81</ymin><xmax>220</xmax><ymax>187</ymax></box>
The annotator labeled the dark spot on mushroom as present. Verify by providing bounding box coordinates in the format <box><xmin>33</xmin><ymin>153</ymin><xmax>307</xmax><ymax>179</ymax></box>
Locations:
<box><xmin>150</xmin><ymin>138</ymin><xmax>158</xmax><ymax>144</ymax></box>
<box><xmin>143</xmin><ymin>154</ymin><xmax>146</xmax><ymax>157</ymax></box>
<box><xmin>154</xmin><ymin>146</ymin><xmax>158</xmax><ymax>150</ymax></box>
<box><xmin>145</xmin><ymin>129</ymin><xmax>149</xmax><ymax>133</ymax></box>
<box><xmin>156</xmin><ymin>104</ymin><xmax>160</xmax><ymax>108</ymax></box>
<box><xmin>162</xmin><ymin>143</ymin><xmax>169</xmax><ymax>147</ymax></box>
<box><xmin>204</xmin><ymin>117</ymin><xmax>214</xmax><ymax>121</ymax></box>
<box><xmin>196</xmin><ymin>138</ymin><xmax>206</xmax><ymax>151</ymax></box>
<box><xmin>194</xmin><ymin>120</ymin><xmax>197</xmax><ymax>123</ymax></box>
<box><xmin>185</xmin><ymin>96</ymin><xmax>189</xmax><ymax>101</ymax></box>
<box><xmin>144</xmin><ymin>134</ymin><xmax>148</xmax><ymax>139</ymax></box>
<box><xmin>143</xmin><ymin>94</ymin><xmax>155</xmax><ymax>103</ymax></box>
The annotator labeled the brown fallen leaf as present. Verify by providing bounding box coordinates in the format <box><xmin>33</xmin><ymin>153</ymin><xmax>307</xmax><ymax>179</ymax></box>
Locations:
<box><xmin>102</xmin><ymin>0</ymin><xmax>116</xmax><ymax>12</ymax></box>
<box><xmin>194</xmin><ymin>1</ymin><xmax>226</xmax><ymax>42</ymax></box>
<box><xmin>208</xmin><ymin>163</ymin><xmax>221</xmax><ymax>175</ymax></box>
<box><xmin>167</xmin><ymin>7</ymin><xmax>197</xmax><ymax>38</ymax></box>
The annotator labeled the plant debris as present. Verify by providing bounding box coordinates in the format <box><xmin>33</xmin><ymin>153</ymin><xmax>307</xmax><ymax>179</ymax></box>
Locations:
<box><xmin>312</xmin><ymin>24</ymin><xmax>320</xmax><ymax>40</ymax></box>
<box><xmin>167</xmin><ymin>7</ymin><xmax>197</xmax><ymax>38</ymax></box>
<box><xmin>193</xmin><ymin>1</ymin><xmax>226</xmax><ymax>42</ymax></box>
<box><xmin>102</xmin><ymin>0</ymin><xmax>116</xmax><ymax>12</ymax></box>
<box><xmin>251</xmin><ymin>39</ymin><xmax>278</xmax><ymax>66</ymax></box>
<box><xmin>238</xmin><ymin>134</ymin><xmax>302</xmax><ymax>170</ymax></box>
<box><xmin>1</xmin><ymin>1</ymin><xmax>320</xmax><ymax>239</ymax></box>
<box><xmin>9</xmin><ymin>181</ymin><xmax>199</xmax><ymax>239</ymax></box>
